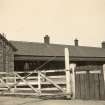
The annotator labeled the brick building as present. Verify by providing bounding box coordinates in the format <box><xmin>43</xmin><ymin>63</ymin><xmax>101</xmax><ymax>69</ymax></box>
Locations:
<box><xmin>0</xmin><ymin>34</ymin><xmax>17</xmax><ymax>72</ymax></box>
<box><xmin>10</xmin><ymin>35</ymin><xmax>105</xmax><ymax>71</ymax></box>
<box><xmin>1</xmin><ymin>33</ymin><xmax>105</xmax><ymax>72</ymax></box>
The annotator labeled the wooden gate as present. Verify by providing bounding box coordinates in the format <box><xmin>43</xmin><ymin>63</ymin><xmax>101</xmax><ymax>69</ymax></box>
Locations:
<box><xmin>0</xmin><ymin>69</ymin><xmax>68</xmax><ymax>98</ymax></box>
<box><xmin>0</xmin><ymin>47</ymin><xmax>72</xmax><ymax>98</ymax></box>
<box><xmin>75</xmin><ymin>65</ymin><xmax>105</xmax><ymax>100</ymax></box>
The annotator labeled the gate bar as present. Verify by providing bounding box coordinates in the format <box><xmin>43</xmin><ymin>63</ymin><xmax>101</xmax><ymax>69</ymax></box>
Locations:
<box><xmin>14</xmin><ymin>73</ymin><xmax>40</xmax><ymax>95</ymax></box>
<box><xmin>40</xmin><ymin>72</ymin><xmax>65</xmax><ymax>93</ymax></box>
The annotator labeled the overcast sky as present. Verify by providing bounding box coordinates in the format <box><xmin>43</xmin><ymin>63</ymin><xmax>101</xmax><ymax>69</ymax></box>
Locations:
<box><xmin>0</xmin><ymin>0</ymin><xmax>105</xmax><ymax>47</ymax></box>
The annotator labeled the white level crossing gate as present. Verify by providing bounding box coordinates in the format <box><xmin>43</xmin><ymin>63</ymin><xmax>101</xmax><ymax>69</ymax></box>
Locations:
<box><xmin>0</xmin><ymin>48</ymin><xmax>77</xmax><ymax>99</ymax></box>
<box><xmin>0</xmin><ymin>48</ymin><xmax>75</xmax><ymax>98</ymax></box>
<box><xmin>0</xmin><ymin>69</ymin><xmax>74</xmax><ymax>98</ymax></box>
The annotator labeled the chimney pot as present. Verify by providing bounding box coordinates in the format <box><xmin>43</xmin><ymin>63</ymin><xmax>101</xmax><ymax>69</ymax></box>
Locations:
<box><xmin>102</xmin><ymin>41</ymin><xmax>105</xmax><ymax>48</ymax></box>
<box><xmin>44</xmin><ymin>35</ymin><xmax>50</xmax><ymax>44</ymax></box>
<box><xmin>74</xmin><ymin>38</ymin><xmax>78</xmax><ymax>46</ymax></box>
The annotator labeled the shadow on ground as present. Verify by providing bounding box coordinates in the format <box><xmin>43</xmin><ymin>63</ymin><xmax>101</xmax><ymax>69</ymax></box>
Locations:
<box><xmin>0</xmin><ymin>96</ymin><xmax>105</xmax><ymax>105</ymax></box>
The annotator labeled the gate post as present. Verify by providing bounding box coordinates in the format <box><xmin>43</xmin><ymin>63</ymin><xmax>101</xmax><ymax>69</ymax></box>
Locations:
<box><xmin>70</xmin><ymin>63</ymin><xmax>76</xmax><ymax>99</ymax></box>
<box><xmin>65</xmin><ymin>48</ymin><xmax>71</xmax><ymax>99</ymax></box>
<box><xmin>102</xmin><ymin>64</ymin><xmax>105</xmax><ymax>98</ymax></box>
<box><xmin>103</xmin><ymin>64</ymin><xmax>105</xmax><ymax>82</ymax></box>
<box><xmin>103</xmin><ymin>64</ymin><xmax>105</xmax><ymax>92</ymax></box>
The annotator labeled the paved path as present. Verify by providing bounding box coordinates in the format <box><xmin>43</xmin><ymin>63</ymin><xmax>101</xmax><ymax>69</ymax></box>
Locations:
<box><xmin>0</xmin><ymin>96</ymin><xmax>105</xmax><ymax>105</ymax></box>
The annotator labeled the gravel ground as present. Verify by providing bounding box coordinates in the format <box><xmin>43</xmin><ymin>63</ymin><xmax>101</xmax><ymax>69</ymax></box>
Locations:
<box><xmin>0</xmin><ymin>96</ymin><xmax>105</xmax><ymax>105</ymax></box>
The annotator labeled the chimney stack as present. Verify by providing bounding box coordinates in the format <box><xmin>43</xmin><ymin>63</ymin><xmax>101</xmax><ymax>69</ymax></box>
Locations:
<box><xmin>102</xmin><ymin>41</ymin><xmax>105</xmax><ymax>48</ymax></box>
<box><xmin>44</xmin><ymin>35</ymin><xmax>50</xmax><ymax>44</ymax></box>
<box><xmin>74</xmin><ymin>38</ymin><xmax>78</xmax><ymax>46</ymax></box>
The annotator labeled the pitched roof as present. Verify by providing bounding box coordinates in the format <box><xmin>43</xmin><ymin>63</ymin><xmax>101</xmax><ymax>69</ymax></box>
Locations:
<box><xmin>0</xmin><ymin>34</ymin><xmax>17</xmax><ymax>51</ymax></box>
<box><xmin>10</xmin><ymin>40</ymin><xmax>105</xmax><ymax>58</ymax></box>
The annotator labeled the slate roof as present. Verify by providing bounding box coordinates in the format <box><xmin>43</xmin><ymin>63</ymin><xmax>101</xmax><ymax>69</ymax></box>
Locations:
<box><xmin>10</xmin><ymin>40</ymin><xmax>105</xmax><ymax>58</ymax></box>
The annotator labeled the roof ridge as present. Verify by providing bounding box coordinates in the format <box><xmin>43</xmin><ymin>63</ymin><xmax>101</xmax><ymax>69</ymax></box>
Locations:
<box><xmin>10</xmin><ymin>40</ymin><xmax>102</xmax><ymax>49</ymax></box>
<box><xmin>10</xmin><ymin>40</ymin><xmax>74</xmax><ymax>46</ymax></box>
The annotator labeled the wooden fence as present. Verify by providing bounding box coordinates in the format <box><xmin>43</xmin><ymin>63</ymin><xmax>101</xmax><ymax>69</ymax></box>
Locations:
<box><xmin>75</xmin><ymin>65</ymin><xmax>105</xmax><ymax>100</ymax></box>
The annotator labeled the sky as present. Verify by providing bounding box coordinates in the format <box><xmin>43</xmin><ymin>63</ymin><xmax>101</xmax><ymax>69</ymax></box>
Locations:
<box><xmin>0</xmin><ymin>0</ymin><xmax>105</xmax><ymax>47</ymax></box>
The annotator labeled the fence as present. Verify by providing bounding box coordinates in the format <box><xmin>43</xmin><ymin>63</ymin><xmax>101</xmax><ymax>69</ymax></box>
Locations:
<box><xmin>75</xmin><ymin>65</ymin><xmax>105</xmax><ymax>100</ymax></box>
